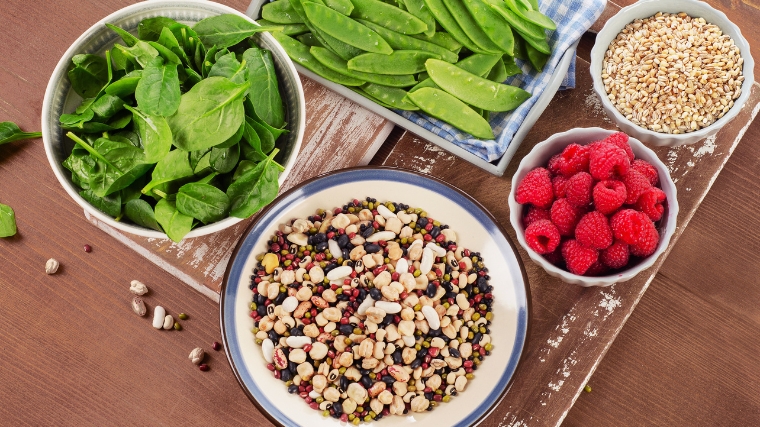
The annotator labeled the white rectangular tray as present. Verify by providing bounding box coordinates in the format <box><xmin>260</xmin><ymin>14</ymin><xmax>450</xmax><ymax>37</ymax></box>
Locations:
<box><xmin>246</xmin><ymin>0</ymin><xmax>578</xmax><ymax>176</ymax></box>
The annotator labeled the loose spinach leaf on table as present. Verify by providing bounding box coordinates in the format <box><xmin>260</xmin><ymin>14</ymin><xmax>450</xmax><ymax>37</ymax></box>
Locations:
<box><xmin>154</xmin><ymin>198</ymin><xmax>193</xmax><ymax>242</ymax></box>
<box><xmin>193</xmin><ymin>15</ymin><xmax>283</xmax><ymax>49</ymax></box>
<box><xmin>141</xmin><ymin>149</ymin><xmax>194</xmax><ymax>195</ymax></box>
<box><xmin>138</xmin><ymin>17</ymin><xmax>181</xmax><ymax>41</ymax></box>
<box><xmin>80</xmin><ymin>189</ymin><xmax>121</xmax><ymax>217</ymax></box>
<box><xmin>0</xmin><ymin>122</ymin><xmax>42</xmax><ymax>145</ymax></box>
<box><xmin>243</xmin><ymin>48</ymin><xmax>285</xmax><ymax>128</ymax></box>
<box><xmin>0</xmin><ymin>203</ymin><xmax>17</xmax><ymax>237</ymax></box>
<box><xmin>124</xmin><ymin>105</ymin><xmax>172</xmax><ymax>163</ymax></box>
<box><xmin>135</xmin><ymin>57</ymin><xmax>181</xmax><ymax>117</ymax></box>
<box><xmin>166</xmin><ymin>76</ymin><xmax>249</xmax><ymax>151</ymax></box>
<box><xmin>124</xmin><ymin>199</ymin><xmax>162</xmax><ymax>231</ymax></box>
<box><xmin>227</xmin><ymin>149</ymin><xmax>281</xmax><ymax>218</ymax></box>
<box><xmin>176</xmin><ymin>182</ymin><xmax>230</xmax><ymax>224</ymax></box>
<box><xmin>68</xmin><ymin>54</ymin><xmax>109</xmax><ymax>98</ymax></box>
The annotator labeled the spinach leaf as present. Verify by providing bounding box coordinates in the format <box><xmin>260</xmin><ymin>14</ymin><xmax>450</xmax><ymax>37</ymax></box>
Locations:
<box><xmin>141</xmin><ymin>149</ymin><xmax>194</xmax><ymax>195</ymax></box>
<box><xmin>90</xmin><ymin>94</ymin><xmax>125</xmax><ymax>120</ymax></box>
<box><xmin>112</xmin><ymin>130</ymin><xmax>142</xmax><ymax>148</ymax></box>
<box><xmin>106</xmin><ymin>23</ymin><xmax>139</xmax><ymax>47</ymax></box>
<box><xmin>241</xmin><ymin>120</ymin><xmax>267</xmax><ymax>161</ymax></box>
<box><xmin>148</xmin><ymin>41</ymin><xmax>182</xmax><ymax>65</ymax></box>
<box><xmin>227</xmin><ymin>149</ymin><xmax>281</xmax><ymax>218</ymax></box>
<box><xmin>120</xmin><ymin>174</ymin><xmax>148</xmax><ymax>204</ymax></box>
<box><xmin>125</xmin><ymin>199</ymin><xmax>162</xmax><ymax>231</ymax></box>
<box><xmin>232</xmin><ymin>159</ymin><xmax>257</xmax><ymax>181</ymax></box>
<box><xmin>244</xmin><ymin>100</ymin><xmax>288</xmax><ymax>140</ymax></box>
<box><xmin>248</xmin><ymin>117</ymin><xmax>276</xmax><ymax>154</ymax></box>
<box><xmin>68</xmin><ymin>133</ymin><xmax>151</xmax><ymax>197</ymax></box>
<box><xmin>193</xmin><ymin>15</ymin><xmax>283</xmax><ymax>49</ymax></box>
<box><xmin>210</xmin><ymin>143</ymin><xmax>240</xmax><ymax>174</ymax></box>
<box><xmin>189</xmin><ymin>148</ymin><xmax>211</xmax><ymax>171</ymax></box>
<box><xmin>243</xmin><ymin>48</ymin><xmax>285</xmax><ymax>128</ymax></box>
<box><xmin>216</xmin><ymin>120</ymin><xmax>245</xmax><ymax>149</ymax></box>
<box><xmin>154</xmin><ymin>198</ymin><xmax>193</xmax><ymax>242</ymax></box>
<box><xmin>111</xmin><ymin>44</ymin><xmax>139</xmax><ymax>72</ymax></box>
<box><xmin>209</xmin><ymin>52</ymin><xmax>247</xmax><ymax>84</ymax></box>
<box><xmin>184</xmin><ymin>67</ymin><xmax>203</xmax><ymax>88</ymax></box>
<box><xmin>60</xmin><ymin>109</ymin><xmax>95</xmax><ymax>127</ymax></box>
<box><xmin>80</xmin><ymin>189</ymin><xmax>121</xmax><ymax>217</ymax></box>
<box><xmin>194</xmin><ymin>39</ymin><xmax>205</xmax><ymax>73</ymax></box>
<box><xmin>68</xmin><ymin>54</ymin><xmax>109</xmax><ymax>98</ymax></box>
<box><xmin>167</xmin><ymin>76</ymin><xmax>250</xmax><ymax>151</ymax></box>
<box><xmin>138</xmin><ymin>17</ymin><xmax>180</xmax><ymax>41</ymax></box>
<box><xmin>135</xmin><ymin>57</ymin><xmax>181</xmax><ymax>117</ymax></box>
<box><xmin>118</xmin><ymin>40</ymin><xmax>159</xmax><ymax>68</ymax></box>
<box><xmin>105</xmin><ymin>70</ymin><xmax>143</xmax><ymax>98</ymax></box>
<box><xmin>158</xmin><ymin>27</ymin><xmax>191</xmax><ymax>67</ymax></box>
<box><xmin>0</xmin><ymin>203</ymin><xmax>17</xmax><ymax>237</ymax></box>
<box><xmin>176</xmin><ymin>182</ymin><xmax>230</xmax><ymax>224</ymax></box>
<box><xmin>196</xmin><ymin>171</ymin><xmax>218</xmax><ymax>185</ymax></box>
<box><xmin>63</xmin><ymin>110</ymin><xmax>132</xmax><ymax>133</ymax></box>
<box><xmin>0</xmin><ymin>122</ymin><xmax>42</xmax><ymax>145</ymax></box>
<box><xmin>124</xmin><ymin>105</ymin><xmax>172</xmax><ymax>163</ymax></box>
<box><xmin>63</xmin><ymin>146</ymin><xmax>96</xmax><ymax>190</ymax></box>
<box><xmin>169</xmin><ymin>23</ymin><xmax>204</xmax><ymax>59</ymax></box>
<box><xmin>202</xmin><ymin>45</ymin><xmax>221</xmax><ymax>78</ymax></box>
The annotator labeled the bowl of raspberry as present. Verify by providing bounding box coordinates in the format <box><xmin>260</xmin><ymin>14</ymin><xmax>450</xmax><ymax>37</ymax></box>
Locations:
<box><xmin>508</xmin><ymin>127</ymin><xmax>679</xmax><ymax>287</ymax></box>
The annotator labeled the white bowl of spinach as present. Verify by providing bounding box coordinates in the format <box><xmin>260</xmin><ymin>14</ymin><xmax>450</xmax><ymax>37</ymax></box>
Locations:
<box><xmin>42</xmin><ymin>0</ymin><xmax>305</xmax><ymax>242</ymax></box>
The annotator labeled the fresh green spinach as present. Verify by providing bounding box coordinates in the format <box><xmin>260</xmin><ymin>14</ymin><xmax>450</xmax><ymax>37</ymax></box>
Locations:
<box><xmin>125</xmin><ymin>199</ymin><xmax>162</xmax><ymax>231</ymax></box>
<box><xmin>124</xmin><ymin>105</ymin><xmax>172</xmax><ymax>163</ymax></box>
<box><xmin>227</xmin><ymin>149</ymin><xmax>281</xmax><ymax>218</ymax></box>
<box><xmin>176</xmin><ymin>182</ymin><xmax>230</xmax><ymax>224</ymax></box>
<box><xmin>154</xmin><ymin>198</ymin><xmax>193</xmax><ymax>242</ymax></box>
<box><xmin>80</xmin><ymin>189</ymin><xmax>122</xmax><ymax>217</ymax></box>
<box><xmin>0</xmin><ymin>122</ymin><xmax>42</xmax><ymax>145</ymax></box>
<box><xmin>135</xmin><ymin>56</ymin><xmax>181</xmax><ymax>117</ymax></box>
<box><xmin>68</xmin><ymin>54</ymin><xmax>109</xmax><ymax>98</ymax></box>
<box><xmin>243</xmin><ymin>48</ymin><xmax>285</xmax><ymax>128</ymax></box>
<box><xmin>0</xmin><ymin>203</ymin><xmax>17</xmax><ymax>237</ymax></box>
<box><xmin>193</xmin><ymin>14</ymin><xmax>284</xmax><ymax>49</ymax></box>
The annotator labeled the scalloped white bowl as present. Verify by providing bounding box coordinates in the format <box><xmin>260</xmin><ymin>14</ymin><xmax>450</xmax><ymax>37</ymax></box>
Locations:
<box><xmin>41</xmin><ymin>0</ymin><xmax>305</xmax><ymax>240</ymax></box>
<box><xmin>508</xmin><ymin>128</ymin><xmax>679</xmax><ymax>287</ymax></box>
<box><xmin>590</xmin><ymin>0</ymin><xmax>754</xmax><ymax>147</ymax></box>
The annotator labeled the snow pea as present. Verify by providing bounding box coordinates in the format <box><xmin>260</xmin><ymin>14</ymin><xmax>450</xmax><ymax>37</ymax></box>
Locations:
<box><xmin>356</xmin><ymin>20</ymin><xmax>459</xmax><ymax>63</ymax></box>
<box><xmin>262</xmin><ymin>0</ymin><xmax>304</xmax><ymax>24</ymax></box>
<box><xmin>487</xmin><ymin>57</ymin><xmax>507</xmax><ymax>82</ymax></box>
<box><xmin>411</xmin><ymin>31</ymin><xmax>463</xmax><ymax>51</ymax></box>
<box><xmin>303</xmin><ymin>2</ymin><xmax>392</xmax><ymax>54</ymax></box>
<box><xmin>525</xmin><ymin>42</ymin><xmax>549</xmax><ymax>72</ymax></box>
<box><xmin>349</xmin><ymin>87</ymin><xmax>395</xmax><ymax>108</ymax></box>
<box><xmin>271</xmin><ymin>32</ymin><xmax>366</xmax><ymax>86</ymax></box>
<box><xmin>361</xmin><ymin>83</ymin><xmax>419</xmax><ymax>110</ymax></box>
<box><xmin>502</xmin><ymin>55</ymin><xmax>522</xmax><ymax>76</ymax></box>
<box><xmin>425</xmin><ymin>58</ymin><xmax>530</xmax><ymax>111</ymax></box>
<box><xmin>504</xmin><ymin>0</ymin><xmax>556</xmax><ymax>30</ymax></box>
<box><xmin>407</xmin><ymin>87</ymin><xmax>493</xmax><ymax>139</ymax></box>
<box><xmin>409</xmin><ymin>53</ymin><xmax>500</xmax><ymax>92</ymax></box>
<box><xmin>324</xmin><ymin>0</ymin><xmax>355</xmax><ymax>15</ymax></box>
<box><xmin>297</xmin><ymin>33</ymin><xmax>323</xmax><ymax>47</ymax></box>
<box><xmin>401</xmin><ymin>0</ymin><xmax>436</xmax><ymax>37</ymax></box>
<box><xmin>521</xmin><ymin>31</ymin><xmax>551</xmax><ymax>55</ymax></box>
<box><xmin>310</xmin><ymin>47</ymin><xmax>417</xmax><ymax>87</ymax></box>
<box><xmin>289</xmin><ymin>0</ymin><xmax>364</xmax><ymax>60</ymax></box>
<box><xmin>441</xmin><ymin>0</ymin><xmax>503</xmax><ymax>54</ymax></box>
<box><xmin>256</xmin><ymin>20</ymin><xmax>309</xmax><ymax>36</ymax></box>
<box><xmin>349</xmin><ymin>0</ymin><xmax>428</xmax><ymax>35</ymax></box>
<box><xmin>485</xmin><ymin>0</ymin><xmax>546</xmax><ymax>42</ymax></box>
<box><xmin>348</xmin><ymin>50</ymin><xmax>441</xmax><ymax>75</ymax></box>
<box><xmin>461</xmin><ymin>0</ymin><xmax>515</xmax><ymax>55</ymax></box>
<box><xmin>422</xmin><ymin>0</ymin><xmax>489</xmax><ymax>55</ymax></box>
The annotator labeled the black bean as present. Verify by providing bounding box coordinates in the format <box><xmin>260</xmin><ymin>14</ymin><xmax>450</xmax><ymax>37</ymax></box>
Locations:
<box><xmin>382</xmin><ymin>313</ymin><xmax>395</xmax><ymax>326</ymax></box>
<box><xmin>361</xmin><ymin>226</ymin><xmax>375</xmax><ymax>238</ymax></box>
<box><xmin>464</xmin><ymin>284</ymin><xmax>473</xmax><ymax>295</ymax></box>
<box><xmin>472</xmin><ymin>332</ymin><xmax>482</xmax><ymax>344</ymax></box>
<box><xmin>313</xmin><ymin>233</ymin><xmax>327</xmax><ymax>244</ymax></box>
<box><xmin>360</xmin><ymin>368</ymin><xmax>369</xmax><ymax>375</ymax></box>
<box><xmin>337</xmin><ymin>293</ymin><xmax>351</xmax><ymax>301</ymax></box>
<box><xmin>442</xmin><ymin>281</ymin><xmax>453</xmax><ymax>292</ymax></box>
<box><xmin>392</xmin><ymin>350</ymin><xmax>403</xmax><ymax>364</ymax></box>
<box><xmin>429</xmin><ymin>328</ymin><xmax>441</xmax><ymax>336</ymax></box>
<box><xmin>364</xmin><ymin>243</ymin><xmax>381</xmax><ymax>253</ymax></box>
<box><xmin>339</xmin><ymin>324</ymin><xmax>354</xmax><ymax>335</ymax></box>
<box><xmin>358</xmin><ymin>288</ymin><xmax>367</xmax><ymax>300</ymax></box>
<box><xmin>333</xmin><ymin>402</ymin><xmax>342</xmax><ymax>415</ymax></box>
<box><xmin>369</xmin><ymin>288</ymin><xmax>382</xmax><ymax>301</ymax></box>
<box><xmin>477</xmin><ymin>277</ymin><xmax>489</xmax><ymax>293</ymax></box>
<box><xmin>382</xmin><ymin>375</ymin><xmax>395</xmax><ymax>385</ymax></box>
<box><xmin>290</xmin><ymin>327</ymin><xmax>303</xmax><ymax>336</ymax></box>
<box><xmin>288</xmin><ymin>361</ymin><xmax>298</xmax><ymax>373</ymax></box>
<box><xmin>337</xmin><ymin>234</ymin><xmax>350</xmax><ymax>248</ymax></box>
<box><xmin>426</xmin><ymin>282</ymin><xmax>437</xmax><ymax>298</ymax></box>
<box><xmin>316</xmin><ymin>241</ymin><xmax>328</xmax><ymax>252</ymax></box>
<box><xmin>430</xmin><ymin>226</ymin><xmax>440</xmax><ymax>238</ymax></box>
<box><xmin>288</xmin><ymin>384</ymin><xmax>298</xmax><ymax>394</ymax></box>
<box><xmin>424</xmin><ymin>392</ymin><xmax>434</xmax><ymax>400</ymax></box>
<box><xmin>339</xmin><ymin>375</ymin><xmax>349</xmax><ymax>392</ymax></box>
<box><xmin>267</xmin><ymin>331</ymin><xmax>279</xmax><ymax>342</ymax></box>
<box><xmin>274</xmin><ymin>293</ymin><xmax>287</xmax><ymax>305</ymax></box>
<box><xmin>417</xmin><ymin>217</ymin><xmax>428</xmax><ymax>228</ymax></box>
<box><xmin>361</xmin><ymin>376</ymin><xmax>372</xmax><ymax>388</ymax></box>
<box><xmin>410</xmin><ymin>359</ymin><xmax>422</xmax><ymax>369</ymax></box>
<box><xmin>449</xmin><ymin>348</ymin><xmax>460</xmax><ymax>358</ymax></box>
<box><xmin>256</xmin><ymin>305</ymin><xmax>268</xmax><ymax>317</ymax></box>
<box><xmin>256</xmin><ymin>294</ymin><xmax>266</xmax><ymax>305</ymax></box>
<box><xmin>342</xmin><ymin>248</ymin><xmax>350</xmax><ymax>260</ymax></box>
<box><xmin>445</xmin><ymin>292</ymin><xmax>458</xmax><ymax>300</ymax></box>
<box><xmin>417</xmin><ymin>347</ymin><xmax>428</xmax><ymax>357</ymax></box>
<box><xmin>323</xmin><ymin>263</ymin><xmax>338</xmax><ymax>274</ymax></box>
<box><xmin>280</xmin><ymin>368</ymin><xmax>292</xmax><ymax>382</ymax></box>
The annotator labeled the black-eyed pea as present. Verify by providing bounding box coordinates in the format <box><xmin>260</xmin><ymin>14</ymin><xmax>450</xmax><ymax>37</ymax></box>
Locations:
<box><xmin>295</xmin><ymin>267</ymin><xmax>306</xmax><ymax>283</ymax></box>
<box><xmin>481</xmin><ymin>334</ymin><xmax>491</xmax><ymax>345</ymax></box>
<box><xmin>319</xmin><ymin>401</ymin><xmax>332</xmax><ymax>411</ymax></box>
<box><xmin>323</xmin><ymin>387</ymin><xmax>340</xmax><ymax>402</ymax></box>
<box><xmin>413</xmin><ymin>366</ymin><xmax>422</xmax><ymax>380</ymax></box>
<box><xmin>327</xmin><ymin>369</ymin><xmax>340</xmax><ymax>382</ymax></box>
<box><xmin>410</xmin><ymin>395</ymin><xmax>430</xmax><ymax>412</ymax></box>
<box><xmin>467</xmin><ymin>272</ymin><xmax>477</xmax><ymax>284</ymax></box>
<box><xmin>402</xmin><ymin>391</ymin><xmax>416</xmax><ymax>403</ymax></box>
<box><xmin>298</xmin><ymin>255</ymin><xmax>312</xmax><ymax>269</ymax></box>
<box><xmin>342</xmin><ymin>398</ymin><xmax>357</xmax><ymax>415</ymax></box>
<box><xmin>447</xmin><ymin>372</ymin><xmax>457</xmax><ymax>385</ymax></box>
<box><xmin>273</xmin><ymin>320</ymin><xmax>287</xmax><ymax>335</ymax></box>
<box><xmin>445</xmin><ymin>384</ymin><xmax>456</xmax><ymax>395</ymax></box>
<box><xmin>391</xmin><ymin>395</ymin><xmax>406</xmax><ymax>414</ymax></box>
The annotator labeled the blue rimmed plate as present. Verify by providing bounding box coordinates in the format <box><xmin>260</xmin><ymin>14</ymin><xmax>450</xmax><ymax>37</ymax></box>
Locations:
<box><xmin>220</xmin><ymin>167</ymin><xmax>530</xmax><ymax>426</ymax></box>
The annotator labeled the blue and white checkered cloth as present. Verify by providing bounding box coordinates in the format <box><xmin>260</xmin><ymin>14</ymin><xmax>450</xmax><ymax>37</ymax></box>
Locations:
<box><xmin>399</xmin><ymin>0</ymin><xmax>607</xmax><ymax>162</ymax></box>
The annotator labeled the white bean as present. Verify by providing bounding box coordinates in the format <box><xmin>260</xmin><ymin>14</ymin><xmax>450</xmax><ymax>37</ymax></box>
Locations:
<box><xmin>152</xmin><ymin>306</ymin><xmax>166</xmax><ymax>329</ymax></box>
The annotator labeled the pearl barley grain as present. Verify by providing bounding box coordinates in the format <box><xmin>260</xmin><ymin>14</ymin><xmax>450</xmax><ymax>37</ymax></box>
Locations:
<box><xmin>602</xmin><ymin>12</ymin><xmax>744</xmax><ymax>134</ymax></box>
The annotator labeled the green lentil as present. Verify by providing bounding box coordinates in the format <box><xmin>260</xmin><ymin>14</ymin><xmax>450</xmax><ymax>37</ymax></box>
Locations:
<box><xmin>178</xmin><ymin>313</ymin><xmax>188</xmax><ymax>320</ymax></box>
<box><xmin>353</xmin><ymin>327</ymin><xmax>362</xmax><ymax>334</ymax></box>
<box><xmin>255</xmin><ymin>339</ymin><xmax>263</xmax><ymax>345</ymax></box>
<box><xmin>442</xmin><ymin>395</ymin><xmax>451</xmax><ymax>403</ymax></box>
<box><xmin>485</xmin><ymin>312</ymin><xmax>494</xmax><ymax>321</ymax></box>
<box><xmin>414</xmin><ymin>303</ymin><xmax>421</xmax><ymax>311</ymax></box>
<box><xmin>433</xmin><ymin>220</ymin><xmax>440</xmax><ymax>226</ymax></box>
<box><xmin>348</xmin><ymin>414</ymin><xmax>355</xmax><ymax>421</ymax></box>
<box><xmin>303</xmin><ymin>273</ymin><xmax>311</xmax><ymax>280</ymax></box>
<box><xmin>468</xmin><ymin>331</ymin><xmax>474</xmax><ymax>339</ymax></box>
<box><xmin>422</xmin><ymin>341</ymin><xmax>430</xmax><ymax>348</ymax></box>
<box><xmin>250</xmin><ymin>302</ymin><xmax>257</xmax><ymax>311</ymax></box>
<box><xmin>409</xmin><ymin>221</ymin><xmax>416</xmax><ymax>229</ymax></box>
<box><xmin>353</xmin><ymin>418</ymin><xmax>360</xmax><ymax>425</ymax></box>
<box><xmin>336</xmin><ymin>288</ymin><xmax>343</xmax><ymax>295</ymax></box>
<box><xmin>356</xmin><ymin>406</ymin><xmax>364</xmax><ymax>413</ymax></box>
<box><xmin>584</xmin><ymin>384</ymin><xmax>592</xmax><ymax>393</ymax></box>
<box><xmin>344</xmin><ymin>338</ymin><xmax>352</xmax><ymax>345</ymax></box>
<box><xmin>472</xmin><ymin>313</ymin><xmax>481</xmax><ymax>321</ymax></box>
<box><xmin>339</xmin><ymin>367</ymin><xmax>347</xmax><ymax>374</ymax></box>
<box><xmin>484</xmin><ymin>343</ymin><xmax>493</xmax><ymax>351</ymax></box>
<box><xmin>304</xmin><ymin>312</ymin><xmax>311</xmax><ymax>318</ymax></box>
<box><xmin>465</xmin><ymin>373</ymin><xmax>474</xmax><ymax>379</ymax></box>
<box><xmin>413</xmin><ymin>269</ymin><xmax>421</xmax><ymax>277</ymax></box>
<box><xmin>408</xmin><ymin>386</ymin><xmax>416</xmax><ymax>392</ymax></box>
<box><xmin>322</xmin><ymin>410</ymin><xmax>330</xmax><ymax>417</ymax></box>
<box><xmin>285</xmin><ymin>380</ymin><xmax>293</xmax><ymax>386</ymax></box>
<box><xmin>316</xmin><ymin>397</ymin><xmax>324</xmax><ymax>403</ymax></box>
<box><xmin>284</xmin><ymin>260</ymin><xmax>292</xmax><ymax>267</ymax></box>
<box><xmin>174</xmin><ymin>322</ymin><xmax>182</xmax><ymax>331</ymax></box>
<box><xmin>331</xmin><ymin>330</ymin><xmax>340</xmax><ymax>336</ymax></box>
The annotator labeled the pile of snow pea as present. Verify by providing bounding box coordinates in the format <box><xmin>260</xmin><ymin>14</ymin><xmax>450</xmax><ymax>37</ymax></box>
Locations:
<box><xmin>60</xmin><ymin>15</ymin><xmax>290</xmax><ymax>242</ymax></box>
<box><xmin>260</xmin><ymin>0</ymin><xmax>556</xmax><ymax>139</ymax></box>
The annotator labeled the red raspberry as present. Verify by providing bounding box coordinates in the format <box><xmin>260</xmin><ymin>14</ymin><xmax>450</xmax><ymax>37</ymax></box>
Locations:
<box><xmin>610</xmin><ymin>209</ymin><xmax>652</xmax><ymax>245</ymax></box>
<box><xmin>575</xmin><ymin>211</ymin><xmax>613</xmax><ymax>250</ymax></box>
<box><xmin>523</xmin><ymin>206</ymin><xmax>551</xmax><ymax>228</ymax></box>
<box><xmin>565</xmin><ymin>172</ymin><xmax>593</xmax><ymax>208</ymax></box>
<box><xmin>593</xmin><ymin>180</ymin><xmax>627</xmax><ymax>215</ymax></box>
<box><xmin>631</xmin><ymin>159</ymin><xmax>659</xmax><ymax>186</ymax></box>
<box><xmin>635</xmin><ymin>187</ymin><xmax>666</xmax><ymax>221</ymax></box>
<box><xmin>524</xmin><ymin>219</ymin><xmax>561</xmax><ymax>254</ymax></box>
<box><xmin>552</xmin><ymin>175</ymin><xmax>569</xmax><ymax>198</ymax></box>
<box><xmin>603</xmin><ymin>132</ymin><xmax>634</xmax><ymax>161</ymax></box>
<box><xmin>557</xmin><ymin>143</ymin><xmax>590</xmax><ymax>177</ymax></box>
<box><xmin>622</xmin><ymin>169</ymin><xmax>652</xmax><ymax>205</ymax></box>
<box><xmin>600</xmin><ymin>239</ymin><xmax>630</xmax><ymax>269</ymax></box>
<box><xmin>589</xmin><ymin>142</ymin><xmax>631</xmax><ymax>180</ymax></box>
<box><xmin>548</xmin><ymin>154</ymin><xmax>562</xmax><ymax>175</ymax></box>
<box><xmin>585</xmin><ymin>260</ymin><xmax>609</xmax><ymax>276</ymax></box>
<box><xmin>561</xmin><ymin>239</ymin><xmax>599</xmax><ymax>275</ymax></box>
<box><xmin>550</xmin><ymin>198</ymin><xmax>584</xmax><ymax>236</ymax></box>
<box><xmin>515</xmin><ymin>167</ymin><xmax>554</xmax><ymax>209</ymax></box>
<box><xmin>543</xmin><ymin>245</ymin><xmax>563</xmax><ymax>266</ymax></box>
<box><xmin>630</xmin><ymin>223</ymin><xmax>660</xmax><ymax>257</ymax></box>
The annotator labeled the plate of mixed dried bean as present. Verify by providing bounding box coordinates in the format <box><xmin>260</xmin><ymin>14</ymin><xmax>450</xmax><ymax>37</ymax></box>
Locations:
<box><xmin>220</xmin><ymin>167</ymin><xmax>529</xmax><ymax>426</ymax></box>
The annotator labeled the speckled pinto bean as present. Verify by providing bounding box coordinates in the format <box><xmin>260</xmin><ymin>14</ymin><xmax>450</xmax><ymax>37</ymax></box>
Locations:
<box><xmin>348</xmin><ymin>50</ymin><xmax>442</xmax><ymax>75</ymax></box>
<box><xmin>407</xmin><ymin>88</ymin><xmax>494</xmax><ymax>139</ymax></box>
<box><xmin>310</xmin><ymin>47</ymin><xmax>418</xmax><ymax>88</ymax></box>
<box><xmin>348</xmin><ymin>0</ymin><xmax>429</xmax><ymax>35</ymax></box>
<box><xmin>425</xmin><ymin>59</ymin><xmax>531</xmax><ymax>112</ymax></box>
<box><xmin>249</xmin><ymin>198</ymin><xmax>495</xmax><ymax>423</ymax></box>
<box><xmin>302</xmin><ymin>2</ymin><xmax>393</xmax><ymax>54</ymax></box>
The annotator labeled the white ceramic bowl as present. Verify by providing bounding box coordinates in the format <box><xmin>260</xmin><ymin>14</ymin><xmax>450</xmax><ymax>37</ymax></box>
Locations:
<box><xmin>221</xmin><ymin>167</ymin><xmax>530</xmax><ymax>426</ymax></box>
<box><xmin>590</xmin><ymin>0</ymin><xmax>754</xmax><ymax>147</ymax></box>
<box><xmin>41</xmin><ymin>0</ymin><xmax>305</xmax><ymax>239</ymax></box>
<box><xmin>508</xmin><ymin>128</ymin><xmax>679</xmax><ymax>287</ymax></box>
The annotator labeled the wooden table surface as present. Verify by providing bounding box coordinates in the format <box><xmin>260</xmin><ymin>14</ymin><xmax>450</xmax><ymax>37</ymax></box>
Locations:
<box><xmin>1</xmin><ymin>0</ymin><xmax>759</xmax><ymax>426</ymax></box>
